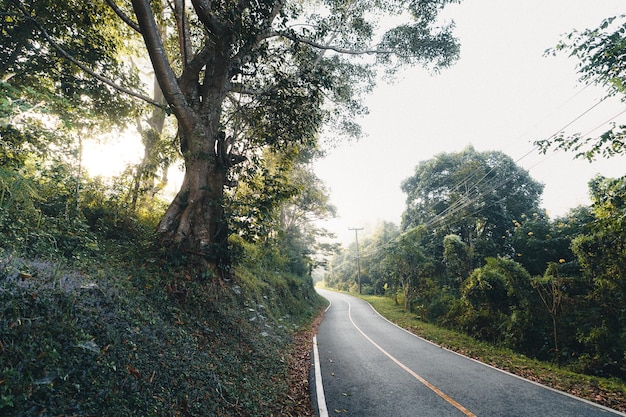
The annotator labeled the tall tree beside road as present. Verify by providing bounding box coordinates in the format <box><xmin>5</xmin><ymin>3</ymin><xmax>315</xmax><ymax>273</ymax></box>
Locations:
<box><xmin>401</xmin><ymin>146</ymin><xmax>544</xmax><ymax>265</ymax></box>
<box><xmin>4</xmin><ymin>0</ymin><xmax>462</xmax><ymax>274</ymax></box>
<box><xmin>119</xmin><ymin>0</ymin><xmax>462</xmax><ymax>274</ymax></box>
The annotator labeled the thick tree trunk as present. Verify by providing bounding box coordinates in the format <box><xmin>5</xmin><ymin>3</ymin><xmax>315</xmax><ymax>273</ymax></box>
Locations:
<box><xmin>156</xmin><ymin>125</ymin><xmax>230</xmax><ymax>274</ymax></box>
<box><xmin>131</xmin><ymin>0</ymin><xmax>236</xmax><ymax>274</ymax></box>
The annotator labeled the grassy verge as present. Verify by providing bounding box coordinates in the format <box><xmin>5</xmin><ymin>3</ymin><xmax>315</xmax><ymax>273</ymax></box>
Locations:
<box><xmin>355</xmin><ymin>293</ymin><xmax>626</xmax><ymax>413</ymax></box>
<box><xmin>0</xmin><ymin>249</ymin><xmax>325</xmax><ymax>416</ymax></box>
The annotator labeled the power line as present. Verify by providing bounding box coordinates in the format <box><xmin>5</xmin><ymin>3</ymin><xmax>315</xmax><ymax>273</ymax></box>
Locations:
<box><xmin>430</xmin><ymin>82</ymin><xmax>604</xmax><ymax>215</ymax></box>
<box><xmin>419</xmin><ymin>97</ymin><xmax>625</xmax><ymax>230</ymax></box>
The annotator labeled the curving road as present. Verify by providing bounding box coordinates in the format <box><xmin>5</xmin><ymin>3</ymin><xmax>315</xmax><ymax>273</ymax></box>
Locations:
<box><xmin>311</xmin><ymin>289</ymin><xmax>625</xmax><ymax>417</ymax></box>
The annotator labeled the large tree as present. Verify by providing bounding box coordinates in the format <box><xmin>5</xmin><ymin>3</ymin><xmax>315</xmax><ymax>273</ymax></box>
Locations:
<box><xmin>120</xmin><ymin>0</ymin><xmax>461</xmax><ymax>273</ymax></box>
<box><xmin>401</xmin><ymin>146</ymin><xmax>544</xmax><ymax>263</ymax></box>
<box><xmin>5</xmin><ymin>0</ymin><xmax>462</xmax><ymax>273</ymax></box>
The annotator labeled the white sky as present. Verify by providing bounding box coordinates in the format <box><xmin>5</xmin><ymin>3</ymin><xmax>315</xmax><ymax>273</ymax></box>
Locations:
<box><xmin>314</xmin><ymin>0</ymin><xmax>626</xmax><ymax>246</ymax></box>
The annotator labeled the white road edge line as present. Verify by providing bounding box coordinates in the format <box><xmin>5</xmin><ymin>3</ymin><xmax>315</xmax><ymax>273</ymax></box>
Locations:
<box><xmin>313</xmin><ymin>335</ymin><xmax>329</xmax><ymax>417</ymax></box>
<box><xmin>313</xmin><ymin>292</ymin><xmax>331</xmax><ymax>417</ymax></box>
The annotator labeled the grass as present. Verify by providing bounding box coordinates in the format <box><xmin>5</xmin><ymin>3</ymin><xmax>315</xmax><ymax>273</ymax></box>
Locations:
<box><xmin>354</xmin><ymin>292</ymin><xmax>626</xmax><ymax>413</ymax></box>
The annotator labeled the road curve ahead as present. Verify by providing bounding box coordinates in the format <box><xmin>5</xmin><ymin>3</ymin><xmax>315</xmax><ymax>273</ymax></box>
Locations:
<box><xmin>312</xmin><ymin>289</ymin><xmax>625</xmax><ymax>417</ymax></box>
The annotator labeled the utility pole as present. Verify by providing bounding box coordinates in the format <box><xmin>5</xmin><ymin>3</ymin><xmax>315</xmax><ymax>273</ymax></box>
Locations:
<box><xmin>349</xmin><ymin>227</ymin><xmax>364</xmax><ymax>294</ymax></box>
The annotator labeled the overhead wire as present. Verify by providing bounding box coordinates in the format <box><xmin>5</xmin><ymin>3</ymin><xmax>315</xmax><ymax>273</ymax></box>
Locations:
<box><xmin>331</xmin><ymin>95</ymin><xmax>623</xmax><ymax>269</ymax></box>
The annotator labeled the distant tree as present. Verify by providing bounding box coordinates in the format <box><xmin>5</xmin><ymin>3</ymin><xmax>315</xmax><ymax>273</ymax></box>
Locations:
<box><xmin>323</xmin><ymin>222</ymin><xmax>400</xmax><ymax>294</ymax></box>
<box><xmin>383</xmin><ymin>226</ymin><xmax>433</xmax><ymax>311</ymax></box>
<box><xmin>401</xmin><ymin>146</ymin><xmax>544</xmax><ymax>264</ymax></box>
<box><xmin>442</xmin><ymin>233</ymin><xmax>471</xmax><ymax>287</ymax></box>
<box><xmin>366</xmin><ymin>222</ymin><xmax>401</xmax><ymax>294</ymax></box>
<box><xmin>537</xmin><ymin>15</ymin><xmax>626</xmax><ymax>160</ymax></box>
<box><xmin>128</xmin><ymin>21</ymin><xmax>178</xmax><ymax>213</ymax></box>
<box><xmin>533</xmin><ymin>262</ymin><xmax>564</xmax><ymax>365</ymax></box>
<box><xmin>574</xmin><ymin>175</ymin><xmax>626</xmax><ymax>288</ymax></box>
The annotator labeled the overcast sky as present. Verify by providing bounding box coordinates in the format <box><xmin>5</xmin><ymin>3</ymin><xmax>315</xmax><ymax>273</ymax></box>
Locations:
<box><xmin>314</xmin><ymin>0</ymin><xmax>626</xmax><ymax>245</ymax></box>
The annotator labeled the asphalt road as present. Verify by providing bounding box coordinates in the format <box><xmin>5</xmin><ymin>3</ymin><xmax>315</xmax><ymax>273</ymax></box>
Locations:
<box><xmin>311</xmin><ymin>289</ymin><xmax>625</xmax><ymax>417</ymax></box>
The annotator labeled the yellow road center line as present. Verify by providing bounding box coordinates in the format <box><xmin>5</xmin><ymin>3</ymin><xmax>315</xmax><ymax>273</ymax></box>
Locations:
<box><xmin>348</xmin><ymin>301</ymin><xmax>477</xmax><ymax>417</ymax></box>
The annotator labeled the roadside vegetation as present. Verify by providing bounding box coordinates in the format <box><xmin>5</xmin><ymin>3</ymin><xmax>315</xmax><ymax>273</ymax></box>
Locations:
<box><xmin>325</xmin><ymin>148</ymin><xmax>626</xmax><ymax>415</ymax></box>
<box><xmin>324</xmin><ymin>17</ymin><xmax>626</xmax><ymax>411</ymax></box>
<box><xmin>0</xmin><ymin>178</ymin><xmax>326</xmax><ymax>416</ymax></box>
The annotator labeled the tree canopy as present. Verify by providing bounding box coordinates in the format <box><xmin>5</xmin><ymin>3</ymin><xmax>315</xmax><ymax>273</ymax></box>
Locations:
<box><xmin>401</xmin><ymin>146</ymin><xmax>544</xmax><ymax>263</ymax></box>
<box><xmin>128</xmin><ymin>0</ymin><xmax>462</xmax><ymax>272</ymax></box>
<box><xmin>2</xmin><ymin>0</ymin><xmax>463</xmax><ymax>274</ymax></box>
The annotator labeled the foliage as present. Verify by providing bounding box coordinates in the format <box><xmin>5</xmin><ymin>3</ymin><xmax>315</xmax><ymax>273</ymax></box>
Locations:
<box><xmin>2</xmin><ymin>0</ymin><xmax>463</xmax><ymax>269</ymax></box>
<box><xmin>230</xmin><ymin>145</ymin><xmax>338</xmax><ymax>274</ymax></box>
<box><xmin>401</xmin><ymin>146</ymin><xmax>544</xmax><ymax>265</ymax></box>
<box><xmin>0</xmin><ymin>245</ymin><xmax>324</xmax><ymax>416</ymax></box>
<box><xmin>0</xmin><ymin>152</ymin><xmax>165</xmax><ymax>265</ymax></box>
<box><xmin>460</xmin><ymin>257</ymin><xmax>534</xmax><ymax>347</ymax></box>
<box><xmin>536</xmin><ymin>15</ymin><xmax>626</xmax><ymax>160</ymax></box>
<box><xmin>109</xmin><ymin>0</ymin><xmax>462</xmax><ymax>267</ymax></box>
<box><xmin>326</xmin><ymin>151</ymin><xmax>626</xmax><ymax>379</ymax></box>
<box><xmin>532</xmin><ymin>262</ymin><xmax>565</xmax><ymax>364</ymax></box>
<box><xmin>510</xmin><ymin>211</ymin><xmax>578</xmax><ymax>276</ymax></box>
<box><xmin>382</xmin><ymin>226</ymin><xmax>434</xmax><ymax>312</ymax></box>
<box><xmin>0</xmin><ymin>105</ymin><xmax>329</xmax><ymax>417</ymax></box>
<box><xmin>442</xmin><ymin>233</ymin><xmax>471</xmax><ymax>286</ymax></box>
<box><xmin>1</xmin><ymin>0</ymin><xmax>141</xmax><ymax>129</ymax></box>
<box><xmin>569</xmin><ymin>175</ymin><xmax>626</xmax><ymax>377</ymax></box>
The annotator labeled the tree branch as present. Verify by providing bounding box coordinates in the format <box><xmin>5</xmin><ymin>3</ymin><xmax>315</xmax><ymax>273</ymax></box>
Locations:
<box><xmin>9</xmin><ymin>4</ymin><xmax>164</xmax><ymax>109</ymax></box>
<box><xmin>105</xmin><ymin>0</ymin><xmax>141</xmax><ymax>33</ymax></box>
<box><xmin>190</xmin><ymin>0</ymin><xmax>225</xmax><ymax>37</ymax></box>
<box><xmin>180</xmin><ymin>43</ymin><xmax>213</xmax><ymax>91</ymax></box>
<box><xmin>277</xmin><ymin>30</ymin><xmax>399</xmax><ymax>57</ymax></box>
<box><xmin>132</xmin><ymin>0</ymin><xmax>194</xmax><ymax>130</ymax></box>
<box><xmin>174</xmin><ymin>0</ymin><xmax>193</xmax><ymax>66</ymax></box>
<box><xmin>228</xmin><ymin>82</ymin><xmax>270</xmax><ymax>96</ymax></box>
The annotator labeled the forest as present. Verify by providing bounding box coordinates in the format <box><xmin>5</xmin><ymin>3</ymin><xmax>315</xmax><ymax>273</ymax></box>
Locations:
<box><xmin>326</xmin><ymin>145</ymin><xmax>626</xmax><ymax>380</ymax></box>
<box><xmin>1</xmin><ymin>0</ymin><xmax>626</xmax><ymax>414</ymax></box>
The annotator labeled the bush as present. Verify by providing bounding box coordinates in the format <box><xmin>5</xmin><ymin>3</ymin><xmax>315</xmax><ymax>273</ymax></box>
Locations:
<box><xmin>461</xmin><ymin>257</ymin><xmax>535</xmax><ymax>348</ymax></box>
